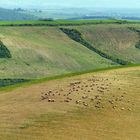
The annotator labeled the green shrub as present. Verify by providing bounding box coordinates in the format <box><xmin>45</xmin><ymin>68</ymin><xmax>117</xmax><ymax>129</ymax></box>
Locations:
<box><xmin>128</xmin><ymin>27</ymin><xmax>140</xmax><ymax>50</ymax></box>
<box><xmin>135</xmin><ymin>41</ymin><xmax>140</xmax><ymax>49</ymax></box>
<box><xmin>0</xmin><ymin>79</ymin><xmax>29</xmax><ymax>87</ymax></box>
<box><xmin>0</xmin><ymin>41</ymin><xmax>12</xmax><ymax>58</ymax></box>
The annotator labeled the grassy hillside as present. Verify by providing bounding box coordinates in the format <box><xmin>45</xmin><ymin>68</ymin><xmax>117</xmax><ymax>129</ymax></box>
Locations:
<box><xmin>0</xmin><ymin>26</ymin><xmax>115</xmax><ymax>79</ymax></box>
<box><xmin>0</xmin><ymin>22</ymin><xmax>140</xmax><ymax>80</ymax></box>
<box><xmin>60</xmin><ymin>27</ymin><xmax>130</xmax><ymax>65</ymax></box>
<box><xmin>0</xmin><ymin>66</ymin><xmax>139</xmax><ymax>140</ymax></box>
<box><xmin>74</xmin><ymin>24</ymin><xmax>140</xmax><ymax>64</ymax></box>
<box><xmin>0</xmin><ymin>8</ymin><xmax>37</xmax><ymax>21</ymax></box>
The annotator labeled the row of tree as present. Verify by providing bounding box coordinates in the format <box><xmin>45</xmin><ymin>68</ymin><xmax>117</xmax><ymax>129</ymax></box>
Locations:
<box><xmin>0</xmin><ymin>79</ymin><xmax>29</xmax><ymax>87</ymax></box>
<box><xmin>60</xmin><ymin>28</ymin><xmax>130</xmax><ymax>65</ymax></box>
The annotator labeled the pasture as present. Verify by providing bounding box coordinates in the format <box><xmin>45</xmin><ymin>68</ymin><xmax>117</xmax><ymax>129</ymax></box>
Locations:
<box><xmin>0</xmin><ymin>26</ymin><xmax>116</xmax><ymax>79</ymax></box>
<box><xmin>66</xmin><ymin>24</ymin><xmax>140</xmax><ymax>64</ymax></box>
<box><xmin>0</xmin><ymin>21</ymin><xmax>140</xmax><ymax>80</ymax></box>
<box><xmin>0</xmin><ymin>20</ymin><xmax>140</xmax><ymax>139</ymax></box>
<box><xmin>0</xmin><ymin>66</ymin><xmax>139</xmax><ymax>140</ymax></box>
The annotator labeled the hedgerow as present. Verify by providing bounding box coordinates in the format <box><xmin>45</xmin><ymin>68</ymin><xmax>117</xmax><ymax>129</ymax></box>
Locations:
<box><xmin>60</xmin><ymin>28</ymin><xmax>130</xmax><ymax>65</ymax></box>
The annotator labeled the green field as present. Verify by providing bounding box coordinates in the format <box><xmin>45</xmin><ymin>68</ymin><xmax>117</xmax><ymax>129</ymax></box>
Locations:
<box><xmin>0</xmin><ymin>66</ymin><xmax>139</xmax><ymax>140</ymax></box>
<box><xmin>0</xmin><ymin>21</ymin><xmax>140</xmax><ymax>80</ymax></box>
<box><xmin>0</xmin><ymin>26</ymin><xmax>116</xmax><ymax>79</ymax></box>
<box><xmin>0</xmin><ymin>19</ymin><xmax>123</xmax><ymax>26</ymax></box>
<box><xmin>0</xmin><ymin>19</ymin><xmax>139</xmax><ymax>26</ymax></box>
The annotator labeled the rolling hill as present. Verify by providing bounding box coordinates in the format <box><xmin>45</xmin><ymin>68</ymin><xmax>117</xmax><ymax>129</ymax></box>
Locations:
<box><xmin>0</xmin><ymin>26</ymin><xmax>116</xmax><ymax>79</ymax></box>
<box><xmin>0</xmin><ymin>21</ymin><xmax>140</xmax><ymax>80</ymax></box>
<box><xmin>0</xmin><ymin>66</ymin><xmax>139</xmax><ymax>140</ymax></box>
<box><xmin>0</xmin><ymin>20</ymin><xmax>140</xmax><ymax>140</ymax></box>
<box><xmin>0</xmin><ymin>8</ymin><xmax>37</xmax><ymax>21</ymax></box>
<box><xmin>75</xmin><ymin>24</ymin><xmax>140</xmax><ymax>63</ymax></box>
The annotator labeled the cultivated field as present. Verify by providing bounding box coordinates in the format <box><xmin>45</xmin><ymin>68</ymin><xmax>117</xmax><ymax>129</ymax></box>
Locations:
<box><xmin>0</xmin><ymin>66</ymin><xmax>139</xmax><ymax>140</ymax></box>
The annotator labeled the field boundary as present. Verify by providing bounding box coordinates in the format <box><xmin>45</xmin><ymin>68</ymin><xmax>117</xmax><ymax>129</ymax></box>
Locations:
<box><xmin>0</xmin><ymin>64</ymin><xmax>140</xmax><ymax>92</ymax></box>
<box><xmin>0</xmin><ymin>19</ymin><xmax>140</xmax><ymax>27</ymax></box>
<box><xmin>60</xmin><ymin>28</ymin><xmax>130</xmax><ymax>65</ymax></box>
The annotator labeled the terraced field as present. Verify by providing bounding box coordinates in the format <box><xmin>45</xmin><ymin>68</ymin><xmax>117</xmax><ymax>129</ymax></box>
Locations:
<box><xmin>0</xmin><ymin>26</ymin><xmax>115</xmax><ymax>79</ymax></box>
<box><xmin>0</xmin><ymin>66</ymin><xmax>139</xmax><ymax>140</ymax></box>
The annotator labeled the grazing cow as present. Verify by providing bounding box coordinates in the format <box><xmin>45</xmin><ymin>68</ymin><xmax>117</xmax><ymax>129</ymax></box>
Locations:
<box><xmin>95</xmin><ymin>105</ymin><xmax>100</xmax><ymax>108</ymax></box>
<box><xmin>108</xmin><ymin>100</ymin><xmax>114</xmax><ymax>104</ymax></box>
<box><xmin>64</xmin><ymin>99</ymin><xmax>69</xmax><ymax>103</ymax></box>
<box><xmin>90</xmin><ymin>98</ymin><xmax>94</xmax><ymax>101</ymax></box>
<box><xmin>83</xmin><ymin>103</ymin><xmax>88</xmax><ymax>107</ymax></box>
<box><xmin>128</xmin><ymin>108</ymin><xmax>132</xmax><ymax>111</ymax></box>
<box><xmin>113</xmin><ymin>106</ymin><xmax>116</xmax><ymax>109</ymax></box>
<box><xmin>48</xmin><ymin>99</ymin><xmax>55</xmax><ymax>102</ymax></box>
<box><xmin>67</xmin><ymin>97</ymin><xmax>72</xmax><ymax>101</ymax></box>
<box><xmin>76</xmin><ymin>100</ymin><xmax>81</xmax><ymax>104</ymax></box>
<box><xmin>49</xmin><ymin>90</ymin><xmax>52</xmax><ymax>93</ymax></box>
<box><xmin>82</xmin><ymin>95</ymin><xmax>88</xmax><ymax>99</ymax></box>
<box><xmin>121</xmin><ymin>107</ymin><xmax>125</xmax><ymax>110</ymax></box>
<box><xmin>128</xmin><ymin>100</ymin><xmax>130</xmax><ymax>103</ymax></box>
<box><xmin>41</xmin><ymin>96</ymin><xmax>47</xmax><ymax>100</ymax></box>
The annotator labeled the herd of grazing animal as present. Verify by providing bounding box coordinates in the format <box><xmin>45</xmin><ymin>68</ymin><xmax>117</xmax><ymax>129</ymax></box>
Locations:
<box><xmin>41</xmin><ymin>76</ymin><xmax>133</xmax><ymax>111</ymax></box>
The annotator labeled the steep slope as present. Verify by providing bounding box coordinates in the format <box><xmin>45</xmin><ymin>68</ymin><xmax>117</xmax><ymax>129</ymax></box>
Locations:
<box><xmin>71</xmin><ymin>24</ymin><xmax>140</xmax><ymax>64</ymax></box>
<box><xmin>60</xmin><ymin>28</ymin><xmax>129</xmax><ymax>65</ymax></box>
<box><xmin>0</xmin><ymin>26</ymin><xmax>115</xmax><ymax>79</ymax></box>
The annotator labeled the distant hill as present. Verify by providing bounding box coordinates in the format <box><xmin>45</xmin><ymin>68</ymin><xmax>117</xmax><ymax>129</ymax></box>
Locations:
<box><xmin>0</xmin><ymin>7</ymin><xmax>37</xmax><ymax>21</ymax></box>
<box><xmin>67</xmin><ymin>16</ymin><xmax>113</xmax><ymax>20</ymax></box>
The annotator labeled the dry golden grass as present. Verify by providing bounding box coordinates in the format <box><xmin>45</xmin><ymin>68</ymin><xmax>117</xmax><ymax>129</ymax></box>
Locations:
<box><xmin>0</xmin><ymin>66</ymin><xmax>139</xmax><ymax>140</ymax></box>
